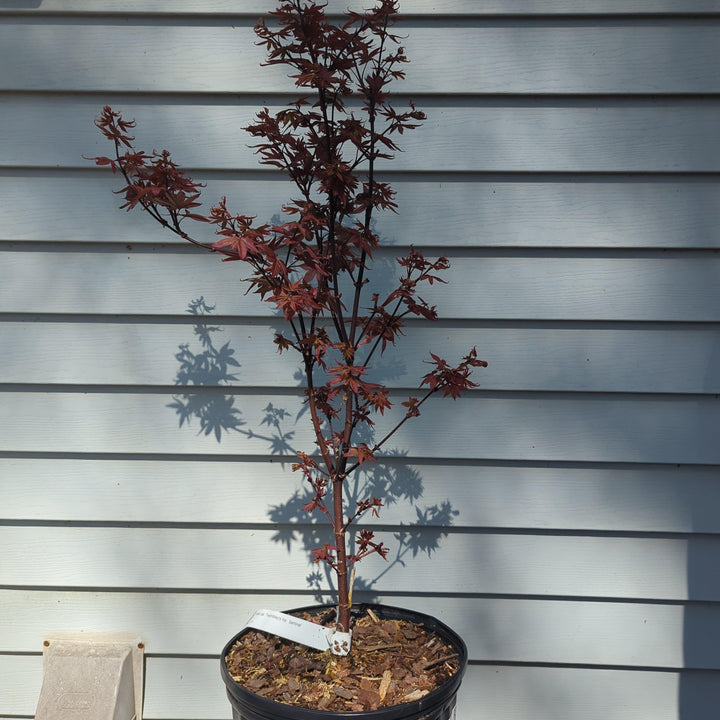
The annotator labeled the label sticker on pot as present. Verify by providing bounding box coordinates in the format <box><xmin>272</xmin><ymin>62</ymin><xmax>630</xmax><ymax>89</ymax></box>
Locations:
<box><xmin>244</xmin><ymin>609</ymin><xmax>332</xmax><ymax>652</ymax></box>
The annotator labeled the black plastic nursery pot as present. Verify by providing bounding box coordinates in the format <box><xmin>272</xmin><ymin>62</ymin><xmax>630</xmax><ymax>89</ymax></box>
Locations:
<box><xmin>221</xmin><ymin>604</ymin><xmax>468</xmax><ymax>720</ymax></box>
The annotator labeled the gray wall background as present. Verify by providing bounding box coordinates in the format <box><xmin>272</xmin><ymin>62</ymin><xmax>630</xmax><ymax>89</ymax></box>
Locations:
<box><xmin>1</xmin><ymin>1</ymin><xmax>720</xmax><ymax>718</ymax></box>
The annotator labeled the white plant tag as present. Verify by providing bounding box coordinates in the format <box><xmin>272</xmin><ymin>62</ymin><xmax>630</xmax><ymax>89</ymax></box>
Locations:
<box><xmin>243</xmin><ymin>608</ymin><xmax>332</xmax><ymax>652</ymax></box>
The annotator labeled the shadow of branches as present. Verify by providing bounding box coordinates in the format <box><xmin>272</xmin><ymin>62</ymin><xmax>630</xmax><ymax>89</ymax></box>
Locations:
<box><xmin>168</xmin><ymin>297</ymin><xmax>245</xmax><ymax>441</ymax></box>
<box><xmin>169</xmin><ymin>297</ymin><xmax>458</xmax><ymax>602</ymax></box>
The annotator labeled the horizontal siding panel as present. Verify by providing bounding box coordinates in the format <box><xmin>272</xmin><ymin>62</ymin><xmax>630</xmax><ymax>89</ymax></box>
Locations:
<box><xmin>146</xmin><ymin>663</ymin><xmax>720</xmax><ymax>720</ymax></box>
<box><xmin>3</xmin><ymin>526</ymin><xmax>716</xmax><ymax>600</ymax></box>
<box><xmin>3</xmin><ymin>7</ymin><xmax>719</xmax><ymax>720</ymax></box>
<box><xmin>2</xmin><ymin>391</ymin><xmax>719</xmax><ymax>464</ymax></box>
<box><xmin>4</xmin><ymin>459</ymin><xmax>720</xmax><ymax>533</ymax></box>
<box><xmin>0</xmin><ymin>319</ymin><xmax>300</xmax><ymax>388</ymax></box>
<box><xmin>6</xmin><ymin>98</ymin><xmax>720</xmax><ymax>173</ymax></box>
<box><xmin>3</xmin><ymin>590</ymin><xmax>720</xmax><ymax>669</ymax></box>
<box><xmin>460</xmin><ymin>666</ymin><xmax>719</xmax><ymax>720</ymax></box>
<box><xmin>4</xmin><ymin>250</ymin><xmax>720</xmax><ymax>322</ymax></box>
<box><xmin>5</xmin><ymin>173</ymin><xmax>720</xmax><ymax>249</ymax></box>
<box><xmin>3</xmin><ymin>24</ymin><xmax>720</xmax><ymax>95</ymax></box>
<box><xmin>143</xmin><ymin>657</ymin><xmax>227</xmax><ymax>720</ymax></box>
<box><xmin>4</xmin><ymin>321</ymin><xmax>720</xmax><ymax>394</ymax></box>
<box><xmin>0</xmin><ymin>656</ymin><xmax>40</xmax><ymax>718</ymax></box>
<box><xmin>3</xmin><ymin>0</ymin><xmax>720</xmax><ymax>15</ymax></box>
<box><xmin>3</xmin><ymin>655</ymin><xmax>719</xmax><ymax>720</ymax></box>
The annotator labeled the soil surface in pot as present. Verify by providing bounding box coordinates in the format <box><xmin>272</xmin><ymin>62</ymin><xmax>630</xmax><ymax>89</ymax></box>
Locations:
<box><xmin>225</xmin><ymin>607</ymin><xmax>461</xmax><ymax>712</ymax></box>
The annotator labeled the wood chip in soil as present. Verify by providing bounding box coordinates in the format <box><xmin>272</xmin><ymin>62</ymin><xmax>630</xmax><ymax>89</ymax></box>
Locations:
<box><xmin>224</xmin><ymin>608</ymin><xmax>461</xmax><ymax>712</ymax></box>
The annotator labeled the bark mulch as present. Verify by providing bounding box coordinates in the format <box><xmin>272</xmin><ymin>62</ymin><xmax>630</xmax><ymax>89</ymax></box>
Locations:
<box><xmin>224</xmin><ymin>606</ymin><xmax>461</xmax><ymax>712</ymax></box>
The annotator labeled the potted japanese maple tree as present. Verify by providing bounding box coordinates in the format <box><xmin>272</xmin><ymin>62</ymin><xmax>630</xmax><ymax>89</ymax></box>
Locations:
<box><xmin>90</xmin><ymin>1</ymin><xmax>484</xmax><ymax>717</ymax></box>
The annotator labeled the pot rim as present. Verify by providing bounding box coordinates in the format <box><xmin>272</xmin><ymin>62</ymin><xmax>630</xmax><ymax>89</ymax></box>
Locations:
<box><xmin>220</xmin><ymin>602</ymin><xmax>468</xmax><ymax>719</ymax></box>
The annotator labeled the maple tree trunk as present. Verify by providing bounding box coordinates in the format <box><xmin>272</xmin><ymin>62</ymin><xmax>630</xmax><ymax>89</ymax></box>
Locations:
<box><xmin>333</xmin><ymin>477</ymin><xmax>351</xmax><ymax>632</ymax></box>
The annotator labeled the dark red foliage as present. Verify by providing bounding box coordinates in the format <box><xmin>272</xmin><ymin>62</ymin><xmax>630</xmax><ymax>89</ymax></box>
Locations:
<box><xmin>90</xmin><ymin>0</ymin><xmax>485</xmax><ymax>644</ymax></box>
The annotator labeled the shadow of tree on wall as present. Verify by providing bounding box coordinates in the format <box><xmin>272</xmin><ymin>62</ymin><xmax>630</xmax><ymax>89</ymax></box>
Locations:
<box><xmin>270</xmin><ymin>460</ymin><xmax>458</xmax><ymax>604</ymax></box>
<box><xmin>168</xmin><ymin>297</ymin><xmax>245</xmax><ymax>442</ymax></box>
<box><xmin>168</xmin><ymin>297</ymin><xmax>458</xmax><ymax>603</ymax></box>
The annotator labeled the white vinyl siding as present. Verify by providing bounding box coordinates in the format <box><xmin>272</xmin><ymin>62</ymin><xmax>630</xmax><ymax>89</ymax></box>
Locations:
<box><xmin>1</xmin><ymin>2</ymin><xmax>719</xmax><ymax>719</ymax></box>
